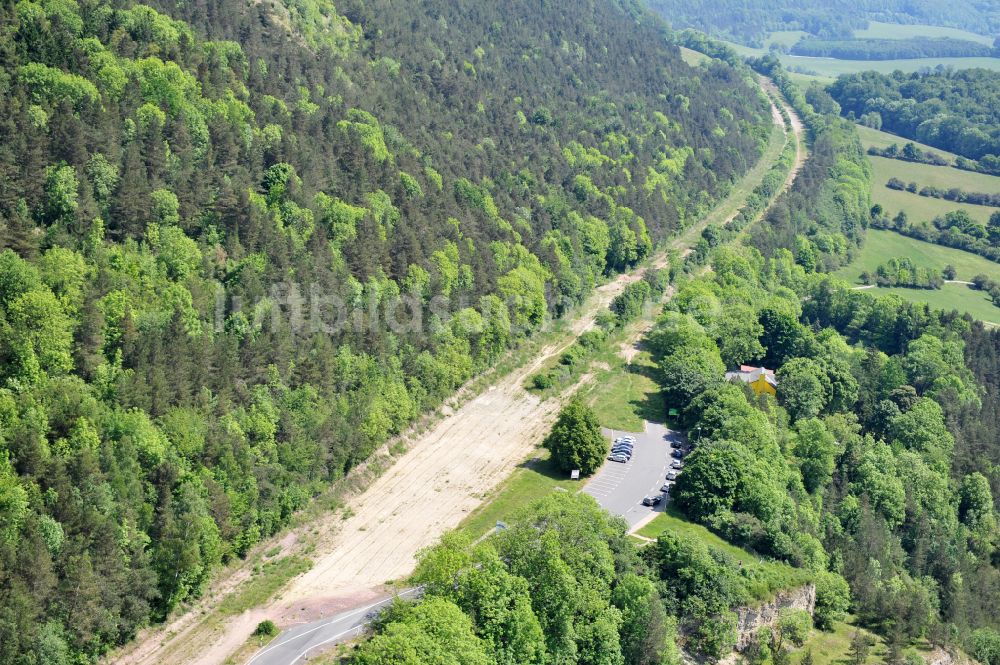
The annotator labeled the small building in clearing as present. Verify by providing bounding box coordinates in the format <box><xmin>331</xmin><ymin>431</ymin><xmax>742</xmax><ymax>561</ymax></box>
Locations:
<box><xmin>725</xmin><ymin>365</ymin><xmax>777</xmax><ymax>397</ymax></box>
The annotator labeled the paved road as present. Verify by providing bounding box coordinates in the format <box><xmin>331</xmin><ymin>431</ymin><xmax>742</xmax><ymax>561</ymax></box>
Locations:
<box><xmin>583</xmin><ymin>422</ymin><xmax>680</xmax><ymax>528</ymax></box>
<box><xmin>246</xmin><ymin>588</ymin><xmax>421</xmax><ymax>665</ymax></box>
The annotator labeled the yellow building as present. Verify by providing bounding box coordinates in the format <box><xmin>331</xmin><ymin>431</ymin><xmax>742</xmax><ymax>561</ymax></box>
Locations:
<box><xmin>724</xmin><ymin>365</ymin><xmax>777</xmax><ymax>397</ymax></box>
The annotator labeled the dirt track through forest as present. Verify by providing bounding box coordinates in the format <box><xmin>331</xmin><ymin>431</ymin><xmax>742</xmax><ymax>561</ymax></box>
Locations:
<box><xmin>108</xmin><ymin>76</ymin><xmax>804</xmax><ymax>665</ymax></box>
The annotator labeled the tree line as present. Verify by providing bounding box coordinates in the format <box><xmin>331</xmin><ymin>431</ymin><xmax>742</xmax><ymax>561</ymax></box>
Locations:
<box><xmin>789</xmin><ymin>37</ymin><xmax>996</xmax><ymax>60</ymax></box>
<box><xmin>859</xmin><ymin>257</ymin><xmax>945</xmax><ymax>289</ymax></box>
<box><xmin>885</xmin><ymin>178</ymin><xmax>1000</xmax><ymax>208</ymax></box>
<box><xmin>747</xmin><ymin>56</ymin><xmax>873</xmax><ymax>273</ymax></box>
<box><xmin>867</xmin><ymin>142</ymin><xmax>949</xmax><ymax>167</ymax></box>
<box><xmin>655</xmin><ymin>60</ymin><xmax>1000</xmax><ymax>659</ymax></box>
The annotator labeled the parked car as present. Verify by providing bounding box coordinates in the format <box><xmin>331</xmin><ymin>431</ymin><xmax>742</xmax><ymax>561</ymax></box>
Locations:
<box><xmin>660</xmin><ymin>483</ymin><xmax>671</xmax><ymax>493</ymax></box>
<box><xmin>671</xmin><ymin>449</ymin><xmax>684</xmax><ymax>459</ymax></box>
<box><xmin>666</xmin><ymin>470</ymin><xmax>678</xmax><ymax>481</ymax></box>
<box><xmin>612</xmin><ymin>444</ymin><xmax>633</xmax><ymax>454</ymax></box>
<box><xmin>641</xmin><ymin>495</ymin><xmax>662</xmax><ymax>507</ymax></box>
<box><xmin>670</xmin><ymin>459</ymin><xmax>684</xmax><ymax>469</ymax></box>
<box><xmin>609</xmin><ymin>453</ymin><xmax>629</xmax><ymax>463</ymax></box>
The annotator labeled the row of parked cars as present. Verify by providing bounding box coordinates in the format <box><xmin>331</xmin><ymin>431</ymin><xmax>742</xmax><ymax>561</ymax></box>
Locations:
<box><xmin>643</xmin><ymin>445</ymin><xmax>689</xmax><ymax>506</ymax></box>
<box><xmin>608</xmin><ymin>436</ymin><xmax>636</xmax><ymax>463</ymax></box>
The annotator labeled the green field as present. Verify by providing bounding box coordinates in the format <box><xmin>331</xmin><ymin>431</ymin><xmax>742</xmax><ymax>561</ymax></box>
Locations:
<box><xmin>855</xmin><ymin>125</ymin><xmax>962</xmax><ymax>164</ymax></box>
<box><xmin>853</xmin><ymin>21</ymin><xmax>994</xmax><ymax>45</ymax></box>
<box><xmin>723</xmin><ymin>41</ymin><xmax>1000</xmax><ymax>77</ymax></box>
<box><xmin>833</xmin><ymin>229</ymin><xmax>1000</xmax><ymax>323</ymax></box>
<box><xmin>579</xmin><ymin>348</ymin><xmax>663</xmax><ymax>432</ymax></box>
<box><xmin>679</xmin><ymin>46</ymin><xmax>710</xmax><ymax>66</ymax></box>
<box><xmin>835</xmin><ymin>229</ymin><xmax>1000</xmax><ymax>282</ymax></box>
<box><xmin>868</xmin><ymin>156</ymin><xmax>999</xmax><ymax>225</ymax></box>
<box><xmin>856</xmin><ymin>124</ymin><xmax>1000</xmax><ymax>226</ymax></box>
<box><xmin>868</xmin><ymin>284</ymin><xmax>1000</xmax><ymax>324</ymax></box>
<box><xmin>723</xmin><ymin>22</ymin><xmax>1000</xmax><ymax>76</ymax></box>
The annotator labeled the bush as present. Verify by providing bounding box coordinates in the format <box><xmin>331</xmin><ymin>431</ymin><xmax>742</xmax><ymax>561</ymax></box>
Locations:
<box><xmin>777</xmin><ymin>609</ymin><xmax>811</xmax><ymax>647</ymax></box>
<box><xmin>813</xmin><ymin>571</ymin><xmax>850</xmax><ymax>630</ymax></box>
<box><xmin>532</xmin><ymin>373</ymin><xmax>553</xmax><ymax>390</ymax></box>
<box><xmin>254</xmin><ymin>620</ymin><xmax>279</xmax><ymax>637</ymax></box>
<box><xmin>577</xmin><ymin>329</ymin><xmax>606</xmax><ymax>350</ymax></box>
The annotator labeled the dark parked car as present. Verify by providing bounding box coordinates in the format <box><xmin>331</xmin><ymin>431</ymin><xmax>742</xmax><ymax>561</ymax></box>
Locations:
<box><xmin>660</xmin><ymin>484</ymin><xmax>671</xmax><ymax>493</ymax></box>
<box><xmin>642</xmin><ymin>495</ymin><xmax>662</xmax><ymax>507</ymax></box>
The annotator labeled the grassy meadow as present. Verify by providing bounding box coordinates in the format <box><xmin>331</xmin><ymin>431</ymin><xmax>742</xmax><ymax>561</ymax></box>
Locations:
<box><xmin>851</xmin><ymin>125</ymin><xmax>1000</xmax><ymax>226</ymax></box>
<box><xmin>456</xmin><ymin>448</ymin><xmax>573</xmax><ymax>539</ymax></box>
<box><xmin>868</xmin><ymin>156</ymin><xmax>999</xmax><ymax>225</ymax></box>
<box><xmin>855</xmin><ymin>125</ymin><xmax>961</xmax><ymax>164</ymax></box>
<box><xmin>835</xmin><ymin>230</ymin><xmax>1000</xmax><ymax>282</ymax></box>
<box><xmin>833</xmin><ymin>229</ymin><xmax>1000</xmax><ymax>323</ymax></box>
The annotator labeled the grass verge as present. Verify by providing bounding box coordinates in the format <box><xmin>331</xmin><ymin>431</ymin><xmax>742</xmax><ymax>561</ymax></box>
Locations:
<box><xmin>218</xmin><ymin>555</ymin><xmax>312</xmax><ymax>617</ymax></box>
<box><xmin>797</xmin><ymin>619</ymin><xmax>886</xmax><ymax>665</ymax></box>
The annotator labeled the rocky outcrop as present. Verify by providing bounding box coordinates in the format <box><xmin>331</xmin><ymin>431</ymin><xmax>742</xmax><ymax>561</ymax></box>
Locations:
<box><xmin>925</xmin><ymin>647</ymin><xmax>982</xmax><ymax>665</ymax></box>
<box><xmin>733</xmin><ymin>584</ymin><xmax>816</xmax><ymax>651</ymax></box>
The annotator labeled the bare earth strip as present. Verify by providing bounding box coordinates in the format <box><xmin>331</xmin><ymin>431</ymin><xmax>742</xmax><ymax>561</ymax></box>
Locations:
<box><xmin>107</xmin><ymin>77</ymin><xmax>803</xmax><ymax>665</ymax></box>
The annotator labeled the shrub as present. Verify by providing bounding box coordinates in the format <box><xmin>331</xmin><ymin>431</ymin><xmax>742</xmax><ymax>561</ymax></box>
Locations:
<box><xmin>254</xmin><ymin>620</ymin><xmax>279</xmax><ymax>637</ymax></box>
<box><xmin>532</xmin><ymin>373</ymin><xmax>553</xmax><ymax>390</ymax></box>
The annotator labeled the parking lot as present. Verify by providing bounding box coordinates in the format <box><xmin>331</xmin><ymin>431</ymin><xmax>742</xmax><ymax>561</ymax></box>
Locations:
<box><xmin>582</xmin><ymin>422</ymin><xmax>682</xmax><ymax>529</ymax></box>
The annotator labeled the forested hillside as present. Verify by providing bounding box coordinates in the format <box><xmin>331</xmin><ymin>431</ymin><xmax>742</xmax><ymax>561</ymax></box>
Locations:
<box><xmin>0</xmin><ymin>0</ymin><xmax>774</xmax><ymax>662</ymax></box>
<box><xmin>645</xmin><ymin>0</ymin><xmax>1000</xmax><ymax>47</ymax></box>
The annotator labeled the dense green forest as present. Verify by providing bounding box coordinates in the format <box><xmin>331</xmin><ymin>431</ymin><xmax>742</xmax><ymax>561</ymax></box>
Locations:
<box><xmin>789</xmin><ymin>37</ymin><xmax>997</xmax><ymax>61</ymax></box>
<box><xmin>645</xmin><ymin>0</ymin><xmax>1000</xmax><ymax>48</ymax></box>
<box><xmin>345</xmin><ymin>62</ymin><xmax>1000</xmax><ymax>665</ymax></box>
<box><xmin>0</xmin><ymin>0</ymin><xmax>775</xmax><ymax>662</ymax></box>
<box><xmin>828</xmin><ymin>69</ymin><xmax>1000</xmax><ymax>166</ymax></box>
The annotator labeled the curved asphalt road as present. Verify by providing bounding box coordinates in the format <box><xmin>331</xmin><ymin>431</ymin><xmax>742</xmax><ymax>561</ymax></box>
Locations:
<box><xmin>245</xmin><ymin>587</ymin><xmax>422</xmax><ymax>665</ymax></box>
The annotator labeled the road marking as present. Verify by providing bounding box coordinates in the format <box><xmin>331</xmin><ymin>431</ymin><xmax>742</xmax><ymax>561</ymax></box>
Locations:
<box><xmin>289</xmin><ymin>624</ymin><xmax>366</xmax><ymax>664</ymax></box>
<box><xmin>245</xmin><ymin>587</ymin><xmax>421</xmax><ymax>665</ymax></box>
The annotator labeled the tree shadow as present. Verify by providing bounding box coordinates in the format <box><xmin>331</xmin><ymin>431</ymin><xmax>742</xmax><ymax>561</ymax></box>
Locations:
<box><xmin>516</xmin><ymin>454</ymin><xmax>565</xmax><ymax>481</ymax></box>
